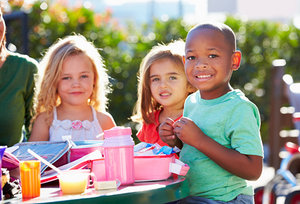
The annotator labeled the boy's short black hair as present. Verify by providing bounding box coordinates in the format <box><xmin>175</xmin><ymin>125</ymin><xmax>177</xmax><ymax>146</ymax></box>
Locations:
<box><xmin>187</xmin><ymin>22</ymin><xmax>237</xmax><ymax>51</ymax></box>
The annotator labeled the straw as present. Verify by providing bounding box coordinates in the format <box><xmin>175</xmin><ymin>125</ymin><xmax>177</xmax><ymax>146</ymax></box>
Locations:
<box><xmin>27</xmin><ymin>149</ymin><xmax>62</xmax><ymax>174</ymax></box>
<box><xmin>96</xmin><ymin>132</ymin><xmax>104</xmax><ymax>139</ymax></box>
<box><xmin>62</xmin><ymin>135</ymin><xmax>77</xmax><ymax>147</ymax></box>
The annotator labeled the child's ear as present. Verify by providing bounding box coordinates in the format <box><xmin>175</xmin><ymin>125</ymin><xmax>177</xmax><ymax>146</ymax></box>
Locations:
<box><xmin>182</xmin><ymin>56</ymin><xmax>186</xmax><ymax>64</ymax></box>
<box><xmin>232</xmin><ymin>51</ymin><xmax>241</xmax><ymax>70</ymax></box>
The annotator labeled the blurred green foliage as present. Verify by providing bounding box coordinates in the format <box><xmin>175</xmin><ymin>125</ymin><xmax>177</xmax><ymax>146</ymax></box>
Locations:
<box><xmin>4</xmin><ymin>0</ymin><xmax>300</xmax><ymax>143</ymax></box>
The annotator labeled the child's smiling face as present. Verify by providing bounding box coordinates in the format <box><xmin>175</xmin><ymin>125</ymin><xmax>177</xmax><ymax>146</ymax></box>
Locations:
<box><xmin>58</xmin><ymin>53</ymin><xmax>95</xmax><ymax>107</ymax></box>
<box><xmin>184</xmin><ymin>28</ymin><xmax>241</xmax><ymax>100</ymax></box>
<box><xmin>149</xmin><ymin>58</ymin><xmax>192</xmax><ymax>110</ymax></box>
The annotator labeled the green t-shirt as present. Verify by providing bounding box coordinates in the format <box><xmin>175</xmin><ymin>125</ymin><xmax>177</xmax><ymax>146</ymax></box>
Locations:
<box><xmin>180</xmin><ymin>90</ymin><xmax>263</xmax><ymax>202</ymax></box>
<box><xmin>0</xmin><ymin>52</ymin><xmax>38</xmax><ymax>146</ymax></box>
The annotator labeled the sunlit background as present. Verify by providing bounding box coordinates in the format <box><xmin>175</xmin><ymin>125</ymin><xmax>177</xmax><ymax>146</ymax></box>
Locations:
<box><xmin>3</xmin><ymin>0</ymin><xmax>300</xmax><ymax>26</ymax></box>
<box><xmin>57</xmin><ymin>0</ymin><xmax>300</xmax><ymax>27</ymax></box>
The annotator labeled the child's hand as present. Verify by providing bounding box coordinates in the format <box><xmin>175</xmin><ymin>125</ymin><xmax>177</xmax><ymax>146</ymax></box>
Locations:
<box><xmin>173</xmin><ymin>117</ymin><xmax>202</xmax><ymax>147</ymax></box>
<box><xmin>174</xmin><ymin>118</ymin><xmax>263</xmax><ymax>181</ymax></box>
<box><xmin>159</xmin><ymin>118</ymin><xmax>182</xmax><ymax>148</ymax></box>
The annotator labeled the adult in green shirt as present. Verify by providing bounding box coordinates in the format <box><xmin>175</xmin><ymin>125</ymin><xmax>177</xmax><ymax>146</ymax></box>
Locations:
<box><xmin>0</xmin><ymin>10</ymin><xmax>38</xmax><ymax>146</ymax></box>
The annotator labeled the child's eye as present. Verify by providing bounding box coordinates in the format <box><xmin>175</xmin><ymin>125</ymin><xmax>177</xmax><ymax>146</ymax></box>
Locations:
<box><xmin>62</xmin><ymin>76</ymin><xmax>71</xmax><ymax>80</ymax></box>
<box><xmin>186</xmin><ymin>56</ymin><xmax>195</xmax><ymax>60</ymax></box>
<box><xmin>209</xmin><ymin>54</ymin><xmax>218</xmax><ymax>58</ymax></box>
<box><xmin>169</xmin><ymin>76</ymin><xmax>177</xmax><ymax>80</ymax></box>
<box><xmin>81</xmin><ymin>75</ymin><xmax>89</xmax><ymax>79</ymax></box>
<box><xmin>151</xmin><ymin>78</ymin><xmax>159</xmax><ymax>82</ymax></box>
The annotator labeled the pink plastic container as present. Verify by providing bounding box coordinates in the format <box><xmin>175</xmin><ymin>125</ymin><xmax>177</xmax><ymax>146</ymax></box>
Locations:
<box><xmin>103</xmin><ymin>127</ymin><xmax>134</xmax><ymax>185</ymax></box>
<box><xmin>52</xmin><ymin>141</ymin><xmax>104</xmax><ymax>167</ymax></box>
<box><xmin>134</xmin><ymin>155</ymin><xmax>175</xmax><ymax>181</ymax></box>
<box><xmin>91</xmin><ymin>158</ymin><xmax>105</xmax><ymax>181</ymax></box>
<box><xmin>91</xmin><ymin>154</ymin><xmax>176</xmax><ymax>182</ymax></box>
<box><xmin>69</xmin><ymin>141</ymin><xmax>104</xmax><ymax>162</ymax></box>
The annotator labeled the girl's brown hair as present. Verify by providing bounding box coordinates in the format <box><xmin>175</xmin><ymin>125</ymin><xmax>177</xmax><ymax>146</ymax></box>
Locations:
<box><xmin>131</xmin><ymin>40</ymin><xmax>193</xmax><ymax>124</ymax></box>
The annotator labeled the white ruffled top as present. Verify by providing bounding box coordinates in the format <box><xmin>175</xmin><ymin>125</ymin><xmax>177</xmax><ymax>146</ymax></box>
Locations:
<box><xmin>49</xmin><ymin>106</ymin><xmax>103</xmax><ymax>141</ymax></box>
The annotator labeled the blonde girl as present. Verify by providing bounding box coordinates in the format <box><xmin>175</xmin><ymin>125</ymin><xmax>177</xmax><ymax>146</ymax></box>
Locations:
<box><xmin>29</xmin><ymin>35</ymin><xmax>116</xmax><ymax>141</ymax></box>
<box><xmin>131</xmin><ymin>40</ymin><xmax>195</xmax><ymax>147</ymax></box>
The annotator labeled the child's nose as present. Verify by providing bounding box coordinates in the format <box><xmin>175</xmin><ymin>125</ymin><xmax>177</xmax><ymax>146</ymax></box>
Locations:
<box><xmin>159</xmin><ymin>79</ymin><xmax>168</xmax><ymax>88</ymax></box>
<box><xmin>71</xmin><ymin>79</ymin><xmax>80</xmax><ymax>87</ymax></box>
<box><xmin>195</xmin><ymin>59</ymin><xmax>208</xmax><ymax>69</ymax></box>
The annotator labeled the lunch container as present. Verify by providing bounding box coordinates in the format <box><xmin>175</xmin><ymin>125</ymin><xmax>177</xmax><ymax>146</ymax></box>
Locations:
<box><xmin>69</xmin><ymin>141</ymin><xmax>104</xmax><ymax>162</ymax></box>
<box><xmin>134</xmin><ymin>155</ymin><xmax>176</xmax><ymax>181</ymax></box>
<box><xmin>91</xmin><ymin>154</ymin><xmax>176</xmax><ymax>182</ymax></box>
<box><xmin>53</xmin><ymin>140</ymin><xmax>104</xmax><ymax>167</ymax></box>
<box><xmin>103</xmin><ymin>127</ymin><xmax>135</xmax><ymax>185</ymax></box>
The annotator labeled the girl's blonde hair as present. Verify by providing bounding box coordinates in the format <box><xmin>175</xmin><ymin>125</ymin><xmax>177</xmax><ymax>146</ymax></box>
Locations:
<box><xmin>132</xmin><ymin>40</ymin><xmax>191</xmax><ymax>124</ymax></box>
<box><xmin>35</xmin><ymin>34</ymin><xmax>111</xmax><ymax>125</ymax></box>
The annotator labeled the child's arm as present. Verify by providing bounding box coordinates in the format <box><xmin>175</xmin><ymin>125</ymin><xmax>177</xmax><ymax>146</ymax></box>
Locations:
<box><xmin>174</xmin><ymin>117</ymin><xmax>262</xmax><ymax>180</ymax></box>
<box><xmin>97</xmin><ymin>112</ymin><xmax>116</xmax><ymax>131</ymax></box>
<box><xmin>159</xmin><ymin>118</ymin><xmax>183</xmax><ymax>149</ymax></box>
<box><xmin>28</xmin><ymin>113</ymin><xmax>50</xmax><ymax>141</ymax></box>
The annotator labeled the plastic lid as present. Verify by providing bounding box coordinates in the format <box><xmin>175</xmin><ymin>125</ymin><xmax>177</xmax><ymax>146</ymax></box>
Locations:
<box><xmin>104</xmin><ymin>127</ymin><xmax>132</xmax><ymax>138</ymax></box>
<box><xmin>103</xmin><ymin>135</ymin><xmax>134</xmax><ymax>147</ymax></box>
<box><xmin>103</xmin><ymin>127</ymin><xmax>134</xmax><ymax>147</ymax></box>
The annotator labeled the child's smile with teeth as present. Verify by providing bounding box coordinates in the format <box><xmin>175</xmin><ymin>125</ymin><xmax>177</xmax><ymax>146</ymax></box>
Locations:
<box><xmin>196</xmin><ymin>74</ymin><xmax>212</xmax><ymax>79</ymax></box>
<box><xmin>160</xmin><ymin>91</ymin><xmax>171</xmax><ymax>97</ymax></box>
<box><xmin>184</xmin><ymin>27</ymin><xmax>241</xmax><ymax>99</ymax></box>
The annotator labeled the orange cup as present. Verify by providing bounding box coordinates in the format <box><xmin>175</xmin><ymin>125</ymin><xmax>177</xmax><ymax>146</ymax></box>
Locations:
<box><xmin>20</xmin><ymin>160</ymin><xmax>41</xmax><ymax>199</ymax></box>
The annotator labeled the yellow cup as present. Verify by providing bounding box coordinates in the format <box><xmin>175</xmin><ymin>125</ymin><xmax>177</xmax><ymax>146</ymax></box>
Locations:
<box><xmin>58</xmin><ymin>169</ymin><xmax>91</xmax><ymax>195</ymax></box>
<box><xmin>20</xmin><ymin>160</ymin><xmax>41</xmax><ymax>199</ymax></box>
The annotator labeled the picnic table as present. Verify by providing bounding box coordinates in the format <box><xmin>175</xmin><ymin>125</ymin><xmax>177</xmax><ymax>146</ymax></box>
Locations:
<box><xmin>4</xmin><ymin>177</ymin><xmax>188</xmax><ymax>203</ymax></box>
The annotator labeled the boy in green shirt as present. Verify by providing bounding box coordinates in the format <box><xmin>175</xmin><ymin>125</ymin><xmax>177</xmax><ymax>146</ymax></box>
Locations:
<box><xmin>159</xmin><ymin>22</ymin><xmax>263</xmax><ymax>203</ymax></box>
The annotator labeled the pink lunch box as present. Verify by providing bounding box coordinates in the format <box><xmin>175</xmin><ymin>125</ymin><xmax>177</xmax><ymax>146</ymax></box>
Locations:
<box><xmin>53</xmin><ymin>141</ymin><xmax>104</xmax><ymax>167</ymax></box>
<box><xmin>69</xmin><ymin>144</ymin><xmax>104</xmax><ymax>162</ymax></box>
<box><xmin>91</xmin><ymin>154</ymin><xmax>176</xmax><ymax>182</ymax></box>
